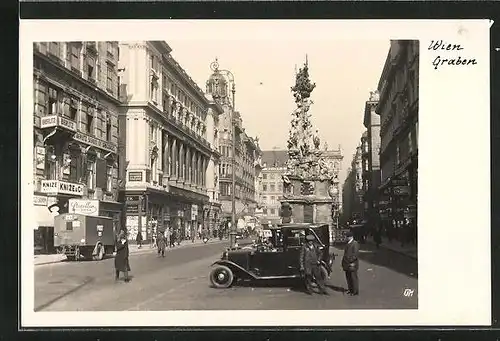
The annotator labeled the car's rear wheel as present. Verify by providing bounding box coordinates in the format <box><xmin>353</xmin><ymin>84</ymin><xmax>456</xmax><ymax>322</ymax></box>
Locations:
<box><xmin>210</xmin><ymin>265</ymin><xmax>234</xmax><ymax>288</ymax></box>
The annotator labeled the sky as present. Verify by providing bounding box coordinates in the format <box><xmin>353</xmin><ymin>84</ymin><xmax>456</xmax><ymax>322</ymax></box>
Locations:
<box><xmin>167</xmin><ymin>38</ymin><xmax>389</xmax><ymax>184</ymax></box>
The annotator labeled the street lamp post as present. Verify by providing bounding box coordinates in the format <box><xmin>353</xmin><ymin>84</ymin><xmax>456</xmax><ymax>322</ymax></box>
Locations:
<box><xmin>213</xmin><ymin>61</ymin><xmax>237</xmax><ymax>249</ymax></box>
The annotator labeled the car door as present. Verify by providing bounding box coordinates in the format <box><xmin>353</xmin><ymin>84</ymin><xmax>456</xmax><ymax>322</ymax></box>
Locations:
<box><xmin>249</xmin><ymin>250</ymin><xmax>289</xmax><ymax>278</ymax></box>
<box><xmin>282</xmin><ymin>229</ymin><xmax>306</xmax><ymax>276</ymax></box>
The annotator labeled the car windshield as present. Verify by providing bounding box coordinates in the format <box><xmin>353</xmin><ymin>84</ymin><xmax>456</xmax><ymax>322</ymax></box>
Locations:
<box><xmin>283</xmin><ymin>229</ymin><xmax>306</xmax><ymax>247</ymax></box>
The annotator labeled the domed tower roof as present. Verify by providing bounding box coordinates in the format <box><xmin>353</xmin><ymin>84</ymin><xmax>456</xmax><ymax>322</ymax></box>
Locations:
<box><xmin>206</xmin><ymin>58</ymin><xmax>228</xmax><ymax>100</ymax></box>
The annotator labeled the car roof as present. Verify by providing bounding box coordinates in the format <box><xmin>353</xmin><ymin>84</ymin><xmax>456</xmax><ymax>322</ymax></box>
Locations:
<box><xmin>276</xmin><ymin>223</ymin><xmax>329</xmax><ymax>229</ymax></box>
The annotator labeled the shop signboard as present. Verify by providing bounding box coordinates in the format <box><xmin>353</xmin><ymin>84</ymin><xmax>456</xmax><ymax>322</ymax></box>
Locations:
<box><xmin>33</xmin><ymin>195</ymin><xmax>48</xmax><ymax>206</ymax></box>
<box><xmin>40</xmin><ymin>115</ymin><xmax>77</xmax><ymax>131</ymax></box>
<box><xmin>73</xmin><ymin>131</ymin><xmax>117</xmax><ymax>153</ymax></box>
<box><xmin>68</xmin><ymin>199</ymin><xmax>99</xmax><ymax>216</ymax></box>
<box><xmin>41</xmin><ymin>180</ymin><xmax>84</xmax><ymax>196</ymax></box>
<box><xmin>128</xmin><ymin>172</ymin><xmax>143</xmax><ymax>182</ymax></box>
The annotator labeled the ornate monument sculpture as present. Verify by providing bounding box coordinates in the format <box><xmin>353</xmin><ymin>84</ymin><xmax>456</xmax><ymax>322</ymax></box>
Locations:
<box><xmin>281</xmin><ymin>58</ymin><xmax>338</xmax><ymax>227</ymax></box>
<box><xmin>284</xmin><ymin>59</ymin><xmax>336</xmax><ymax>182</ymax></box>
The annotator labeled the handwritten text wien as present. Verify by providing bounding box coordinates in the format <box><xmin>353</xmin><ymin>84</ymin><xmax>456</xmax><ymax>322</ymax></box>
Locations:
<box><xmin>429</xmin><ymin>40</ymin><xmax>477</xmax><ymax>70</ymax></box>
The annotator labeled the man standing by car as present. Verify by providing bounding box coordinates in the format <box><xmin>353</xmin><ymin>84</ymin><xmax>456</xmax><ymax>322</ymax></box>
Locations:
<box><xmin>342</xmin><ymin>231</ymin><xmax>360</xmax><ymax>296</ymax></box>
<box><xmin>300</xmin><ymin>234</ymin><xmax>328</xmax><ymax>295</ymax></box>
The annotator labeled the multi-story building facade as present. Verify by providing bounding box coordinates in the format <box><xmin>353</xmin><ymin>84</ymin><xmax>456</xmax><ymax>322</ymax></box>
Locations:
<box><xmin>260</xmin><ymin>149</ymin><xmax>288</xmax><ymax>225</ymax></box>
<box><xmin>118</xmin><ymin>41</ymin><xmax>223</xmax><ymax>243</ymax></box>
<box><xmin>205</xmin><ymin>62</ymin><xmax>261</xmax><ymax>227</ymax></box>
<box><xmin>260</xmin><ymin>148</ymin><xmax>343</xmax><ymax>225</ymax></box>
<box><xmin>33</xmin><ymin>41</ymin><xmax>122</xmax><ymax>253</ymax></box>
<box><xmin>376</xmin><ymin>40</ymin><xmax>419</xmax><ymax>225</ymax></box>
<box><xmin>362</xmin><ymin>91</ymin><xmax>382</xmax><ymax>225</ymax></box>
<box><xmin>341</xmin><ymin>145</ymin><xmax>364</xmax><ymax>223</ymax></box>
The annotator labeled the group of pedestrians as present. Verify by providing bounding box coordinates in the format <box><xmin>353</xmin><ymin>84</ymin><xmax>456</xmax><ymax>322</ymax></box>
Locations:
<box><xmin>299</xmin><ymin>231</ymin><xmax>360</xmax><ymax>296</ymax></box>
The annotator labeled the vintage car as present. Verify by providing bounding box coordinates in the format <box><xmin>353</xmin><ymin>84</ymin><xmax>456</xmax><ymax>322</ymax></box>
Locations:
<box><xmin>209</xmin><ymin>223</ymin><xmax>336</xmax><ymax>288</ymax></box>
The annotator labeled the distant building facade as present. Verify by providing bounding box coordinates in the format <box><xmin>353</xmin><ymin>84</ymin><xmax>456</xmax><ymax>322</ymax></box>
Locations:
<box><xmin>377</xmin><ymin>40</ymin><xmax>419</xmax><ymax>225</ymax></box>
<box><xmin>362</xmin><ymin>91</ymin><xmax>381</xmax><ymax>224</ymax></box>
<box><xmin>118</xmin><ymin>41</ymin><xmax>223</xmax><ymax>243</ymax></box>
<box><xmin>341</xmin><ymin>145</ymin><xmax>364</xmax><ymax>223</ymax></box>
<box><xmin>205</xmin><ymin>61</ymin><xmax>261</xmax><ymax>227</ymax></box>
<box><xmin>33</xmin><ymin>41</ymin><xmax>122</xmax><ymax>253</ymax></box>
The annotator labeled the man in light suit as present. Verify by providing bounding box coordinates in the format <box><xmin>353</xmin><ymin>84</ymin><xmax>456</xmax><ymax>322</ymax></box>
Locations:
<box><xmin>342</xmin><ymin>231</ymin><xmax>360</xmax><ymax>296</ymax></box>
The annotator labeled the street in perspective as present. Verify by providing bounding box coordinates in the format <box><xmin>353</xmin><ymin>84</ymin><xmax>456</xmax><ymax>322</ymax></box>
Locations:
<box><xmin>32</xmin><ymin>39</ymin><xmax>418</xmax><ymax>311</ymax></box>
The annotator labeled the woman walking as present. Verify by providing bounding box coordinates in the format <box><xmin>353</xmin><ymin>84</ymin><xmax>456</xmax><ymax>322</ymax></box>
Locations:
<box><xmin>115</xmin><ymin>230</ymin><xmax>131</xmax><ymax>283</ymax></box>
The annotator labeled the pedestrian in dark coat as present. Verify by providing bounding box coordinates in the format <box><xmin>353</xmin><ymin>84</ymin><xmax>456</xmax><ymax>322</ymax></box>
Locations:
<box><xmin>115</xmin><ymin>230</ymin><xmax>131</xmax><ymax>282</ymax></box>
<box><xmin>299</xmin><ymin>234</ymin><xmax>328</xmax><ymax>295</ymax></box>
<box><xmin>157</xmin><ymin>232</ymin><xmax>166</xmax><ymax>257</ymax></box>
<box><xmin>342</xmin><ymin>231</ymin><xmax>360</xmax><ymax>295</ymax></box>
<box><xmin>136</xmin><ymin>230</ymin><xmax>143</xmax><ymax>248</ymax></box>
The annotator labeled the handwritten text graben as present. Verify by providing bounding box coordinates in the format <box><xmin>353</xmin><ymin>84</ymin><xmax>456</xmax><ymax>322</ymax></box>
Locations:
<box><xmin>429</xmin><ymin>40</ymin><xmax>477</xmax><ymax>70</ymax></box>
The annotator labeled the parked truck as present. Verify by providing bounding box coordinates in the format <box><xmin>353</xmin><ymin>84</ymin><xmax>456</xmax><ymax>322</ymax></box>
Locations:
<box><xmin>54</xmin><ymin>213</ymin><xmax>115</xmax><ymax>261</ymax></box>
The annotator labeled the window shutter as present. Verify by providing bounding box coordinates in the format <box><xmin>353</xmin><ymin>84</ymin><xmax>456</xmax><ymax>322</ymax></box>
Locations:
<box><xmin>96</xmin><ymin>159</ymin><xmax>107</xmax><ymax>189</ymax></box>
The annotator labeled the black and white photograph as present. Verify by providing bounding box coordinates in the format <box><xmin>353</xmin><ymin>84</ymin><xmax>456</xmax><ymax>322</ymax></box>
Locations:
<box><xmin>20</xmin><ymin>20</ymin><xmax>490</xmax><ymax>327</ymax></box>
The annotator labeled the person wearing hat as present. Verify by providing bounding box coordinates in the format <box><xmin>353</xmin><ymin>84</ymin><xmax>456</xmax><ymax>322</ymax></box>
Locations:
<box><xmin>299</xmin><ymin>234</ymin><xmax>328</xmax><ymax>295</ymax></box>
<box><xmin>342</xmin><ymin>231</ymin><xmax>360</xmax><ymax>296</ymax></box>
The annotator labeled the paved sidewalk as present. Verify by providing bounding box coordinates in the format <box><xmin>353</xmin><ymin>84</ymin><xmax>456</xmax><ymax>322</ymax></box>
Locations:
<box><xmin>368</xmin><ymin>236</ymin><xmax>417</xmax><ymax>260</ymax></box>
<box><xmin>34</xmin><ymin>238</ymin><xmax>228</xmax><ymax>266</ymax></box>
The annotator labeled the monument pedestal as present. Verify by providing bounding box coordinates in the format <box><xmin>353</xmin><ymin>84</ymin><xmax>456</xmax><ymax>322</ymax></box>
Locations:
<box><xmin>282</xmin><ymin>176</ymin><xmax>333</xmax><ymax>226</ymax></box>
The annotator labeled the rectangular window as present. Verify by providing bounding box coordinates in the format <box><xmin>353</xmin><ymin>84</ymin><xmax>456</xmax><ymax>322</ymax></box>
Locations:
<box><xmin>106</xmin><ymin>165</ymin><xmax>113</xmax><ymax>192</ymax></box>
<box><xmin>270</xmin><ymin>184</ymin><xmax>275</xmax><ymax>192</ymax></box>
<box><xmin>87</xmin><ymin>111</ymin><xmax>94</xmax><ymax>134</ymax></box>
<box><xmin>106</xmin><ymin>117</ymin><xmax>112</xmax><ymax>142</ymax></box>
<box><xmin>48</xmin><ymin>87</ymin><xmax>58</xmax><ymax>115</ymax></box>
<box><xmin>70</xmin><ymin>43</ymin><xmax>80</xmax><ymax>71</ymax></box>
<box><xmin>107</xmin><ymin>42</ymin><xmax>114</xmax><ymax>57</ymax></box>
<box><xmin>270</xmin><ymin>195</ymin><xmax>275</xmax><ymax>203</ymax></box>
<box><xmin>69</xmin><ymin>100</ymin><xmax>77</xmax><ymax>121</ymax></box>
<box><xmin>263</xmin><ymin>174</ymin><xmax>267</xmax><ymax>179</ymax></box>
<box><xmin>48</xmin><ymin>42</ymin><xmax>60</xmax><ymax>58</ymax></box>
<box><xmin>106</xmin><ymin>65</ymin><xmax>113</xmax><ymax>91</ymax></box>
<box><xmin>263</xmin><ymin>208</ymin><xmax>268</xmax><ymax>215</ymax></box>
<box><xmin>262</xmin><ymin>195</ymin><xmax>267</xmax><ymax>202</ymax></box>
<box><xmin>87</xmin><ymin>160</ymin><xmax>95</xmax><ymax>190</ymax></box>
<box><xmin>262</xmin><ymin>184</ymin><xmax>267</xmax><ymax>192</ymax></box>
<box><xmin>69</xmin><ymin>153</ymin><xmax>78</xmax><ymax>182</ymax></box>
<box><xmin>270</xmin><ymin>208</ymin><xmax>275</xmax><ymax>215</ymax></box>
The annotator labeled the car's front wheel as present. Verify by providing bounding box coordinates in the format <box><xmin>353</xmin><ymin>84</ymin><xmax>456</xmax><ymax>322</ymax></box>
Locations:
<box><xmin>210</xmin><ymin>265</ymin><xmax>234</xmax><ymax>288</ymax></box>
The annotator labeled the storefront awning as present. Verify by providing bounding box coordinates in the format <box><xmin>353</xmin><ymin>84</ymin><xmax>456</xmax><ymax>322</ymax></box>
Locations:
<box><xmin>33</xmin><ymin>206</ymin><xmax>55</xmax><ymax>229</ymax></box>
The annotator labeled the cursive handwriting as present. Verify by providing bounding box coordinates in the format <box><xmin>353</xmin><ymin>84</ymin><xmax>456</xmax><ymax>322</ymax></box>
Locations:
<box><xmin>428</xmin><ymin>40</ymin><xmax>464</xmax><ymax>51</ymax></box>
<box><xmin>429</xmin><ymin>40</ymin><xmax>477</xmax><ymax>70</ymax></box>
